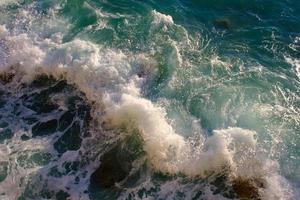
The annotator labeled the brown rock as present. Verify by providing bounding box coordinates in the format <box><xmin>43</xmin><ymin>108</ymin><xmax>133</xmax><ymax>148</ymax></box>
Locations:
<box><xmin>232</xmin><ymin>178</ymin><xmax>264</xmax><ymax>200</ymax></box>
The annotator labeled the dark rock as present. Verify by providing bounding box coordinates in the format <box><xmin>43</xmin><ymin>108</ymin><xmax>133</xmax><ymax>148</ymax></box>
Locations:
<box><xmin>0</xmin><ymin>99</ymin><xmax>6</xmax><ymax>109</ymax></box>
<box><xmin>23</xmin><ymin>80</ymin><xmax>70</xmax><ymax>114</ymax></box>
<box><xmin>0</xmin><ymin>72</ymin><xmax>15</xmax><ymax>84</ymax></box>
<box><xmin>0</xmin><ymin>128</ymin><xmax>13</xmax><ymax>143</ymax></box>
<box><xmin>54</xmin><ymin>121</ymin><xmax>82</xmax><ymax>154</ymax></box>
<box><xmin>17</xmin><ymin>151</ymin><xmax>52</xmax><ymax>168</ymax></box>
<box><xmin>90</xmin><ymin>146</ymin><xmax>130</xmax><ymax>188</ymax></box>
<box><xmin>58</xmin><ymin>111</ymin><xmax>75</xmax><ymax>132</ymax></box>
<box><xmin>24</xmin><ymin>91</ymin><xmax>59</xmax><ymax>113</ymax></box>
<box><xmin>211</xmin><ymin>173</ymin><xmax>235</xmax><ymax>198</ymax></box>
<box><xmin>23</xmin><ymin>117</ymin><xmax>38</xmax><ymax>125</ymax></box>
<box><xmin>232</xmin><ymin>178</ymin><xmax>263</xmax><ymax>200</ymax></box>
<box><xmin>90</xmin><ymin>134</ymin><xmax>144</xmax><ymax>188</ymax></box>
<box><xmin>67</xmin><ymin>96</ymin><xmax>84</xmax><ymax>112</ymax></box>
<box><xmin>77</xmin><ymin>104</ymin><xmax>91</xmax><ymax>121</ymax></box>
<box><xmin>30</xmin><ymin>152</ymin><xmax>52</xmax><ymax>166</ymax></box>
<box><xmin>0</xmin><ymin>161</ymin><xmax>8</xmax><ymax>182</ymax></box>
<box><xmin>21</xmin><ymin>134</ymin><xmax>30</xmax><ymax>141</ymax></box>
<box><xmin>48</xmin><ymin>166</ymin><xmax>63</xmax><ymax>178</ymax></box>
<box><xmin>64</xmin><ymin>161</ymin><xmax>80</xmax><ymax>174</ymax></box>
<box><xmin>56</xmin><ymin>190</ymin><xmax>70</xmax><ymax>200</ymax></box>
<box><xmin>214</xmin><ymin>18</ymin><xmax>231</xmax><ymax>29</ymax></box>
<box><xmin>0</xmin><ymin>121</ymin><xmax>8</xmax><ymax>128</ymax></box>
<box><xmin>32</xmin><ymin>119</ymin><xmax>58</xmax><ymax>137</ymax></box>
<box><xmin>30</xmin><ymin>75</ymin><xmax>57</xmax><ymax>88</ymax></box>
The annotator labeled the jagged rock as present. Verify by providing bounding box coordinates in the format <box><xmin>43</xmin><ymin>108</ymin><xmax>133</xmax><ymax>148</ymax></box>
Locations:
<box><xmin>232</xmin><ymin>178</ymin><xmax>263</xmax><ymax>200</ymax></box>
<box><xmin>32</xmin><ymin>119</ymin><xmax>58</xmax><ymax>137</ymax></box>
<box><xmin>90</xmin><ymin>146</ymin><xmax>130</xmax><ymax>188</ymax></box>
<box><xmin>0</xmin><ymin>128</ymin><xmax>13</xmax><ymax>143</ymax></box>
<box><xmin>54</xmin><ymin>121</ymin><xmax>82</xmax><ymax>154</ymax></box>
<box><xmin>55</xmin><ymin>190</ymin><xmax>70</xmax><ymax>200</ymax></box>
<box><xmin>0</xmin><ymin>162</ymin><xmax>8</xmax><ymax>182</ymax></box>
<box><xmin>90</xmin><ymin>134</ymin><xmax>144</xmax><ymax>189</ymax></box>
<box><xmin>214</xmin><ymin>18</ymin><xmax>231</xmax><ymax>29</ymax></box>
<box><xmin>58</xmin><ymin>111</ymin><xmax>75</xmax><ymax>132</ymax></box>
<box><xmin>0</xmin><ymin>72</ymin><xmax>15</xmax><ymax>84</ymax></box>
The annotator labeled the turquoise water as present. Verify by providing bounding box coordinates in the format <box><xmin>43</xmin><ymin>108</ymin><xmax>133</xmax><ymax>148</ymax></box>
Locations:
<box><xmin>0</xmin><ymin>0</ymin><xmax>299</xmax><ymax>199</ymax></box>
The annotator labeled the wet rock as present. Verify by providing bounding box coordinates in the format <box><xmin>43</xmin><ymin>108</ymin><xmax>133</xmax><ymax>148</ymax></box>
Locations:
<box><xmin>31</xmin><ymin>119</ymin><xmax>58</xmax><ymax>137</ymax></box>
<box><xmin>54</xmin><ymin>121</ymin><xmax>82</xmax><ymax>154</ymax></box>
<box><xmin>0</xmin><ymin>128</ymin><xmax>13</xmax><ymax>143</ymax></box>
<box><xmin>232</xmin><ymin>178</ymin><xmax>263</xmax><ymax>200</ymax></box>
<box><xmin>22</xmin><ymin>117</ymin><xmax>38</xmax><ymax>125</ymax></box>
<box><xmin>48</xmin><ymin>166</ymin><xmax>63</xmax><ymax>178</ymax></box>
<box><xmin>63</xmin><ymin>161</ymin><xmax>80</xmax><ymax>175</ymax></box>
<box><xmin>23</xmin><ymin>80</ymin><xmax>70</xmax><ymax>114</ymax></box>
<box><xmin>0</xmin><ymin>72</ymin><xmax>15</xmax><ymax>84</ymax></box>
<box><xmin>0</xmin><ymin>161</ymin><xmax>8</xmax><ymax>182</ymax></box>
<box><xmin>40</xmin><ymin>189</ymin><xmax>54</xmax><ymax>199</ymax></box>
<box><xmin>214</xmin><ymin>18</ymin><xmax>231</xmax><ymax>29</ymax></box>
<box><xmin>58</xmin><ymin>111</ymin><xmax>75</xmax><ymax>132</ymax></box>
<box><xmin>211</xmin><ymin>173</ymin><xmax>235</xmax><ymax>198</ymax></box>
<box><xmin>17</xmin><ymin>151</ymin><xmax>52</xmax><ymax>168</ymax></box>
<box><xmin>0</xmin><ymin>121</ymin><xmax>8</xmax><ymax>128</ymax></box>
<box><xmin>30</xmin><ymin>75</ymin><xmax>57</xmax><ymax>88</ymax></box>
<box><xmin>23</xmin><ymin>91</ymin><xmax>59</xmax><ymax>113</ymax></box>
<box><xmin>77</xmin><ymin>103</ymin><xmax>91</xmax><ymax>121</ymax></box>
<box><xmin>90</xmin><ymin>134</ymin><xmax>144</xmax><ymax>188</ymax></box>
<box><xmin>56</xmin><ymin>190</ymin><xmax>70</xmax><ymax>200</ymax></box>
<box><xmin>21</xmin><ymin>134</ymin><xmax>30</xmax><ymax>141</ymax></box>
<box><xmin>30</xmin><ymin>152</ymin><xmax>52</xmax><ymax>166</ymax></box>
<box><xmin>0</xmin><ymin>100</ymin><xmax>6</xmax><ymax>108</ymax></box>
<box><xmin>67</xmin><ymin>96</ymin><xmax>83</xmax><ymax>109</ymax></box>
<box><xmin>90</xmin><ymin>146</ymin><xmax>130</xmax><ymax>188</ymax></box>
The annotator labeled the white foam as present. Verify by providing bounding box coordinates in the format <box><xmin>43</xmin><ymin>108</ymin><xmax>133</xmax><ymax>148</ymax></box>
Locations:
<box><xmin>0</xmin><ymin>0</ymin><xmax>18</xmax><ymax>7</ymax></box>
<box><xmin>151</xmin><ymin>10</ymin><xmax>174</xmax><ymax>25</ymax></box>
<box><xmin>285</xmin><ymin>56</ymin><xmax>300</xmax><ymax>80</ymax></box>
<box><xmin>102</xmin><ymin>92</ymin><xmax>295</xmax><ymax>198</ymax></box>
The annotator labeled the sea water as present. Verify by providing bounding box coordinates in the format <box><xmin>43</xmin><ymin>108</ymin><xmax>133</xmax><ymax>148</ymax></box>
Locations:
<box><xmin>0</xmin><ymin>0</ymin><xmax>299</xmax><ymax>199</ymax></box>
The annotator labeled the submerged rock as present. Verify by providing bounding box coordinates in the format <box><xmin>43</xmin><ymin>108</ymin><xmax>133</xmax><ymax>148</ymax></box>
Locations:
<box><xmin>0</xmin><ymin>162</ymin><xmax>8</xmax><ymax>183</ymax></box>
<box><xmin>0</xmin><ymin>128</ymin><xmax>13</xmax><ymax>143</ymax></box>
<box><xmin>55</xmin><ymin>190</ymin><xmax>70</xmax><ymax>200</ymax></box>
<box><xmin>90</xmin><ymin>145</ymin><xmax>130</xmax><ymax>188</ymax></box>
<box><xmin>232</xmin><ymin>178</ymin><xmax>263</xmax><ymax>200</ymax></box>
<box><xmin>90</xmin><ymin>133</ymin><xmax>144</xmax><ymax>189</ymax></box>
<box><xmin>214</xmin><ymin>18</ymin><xmax>231</xmax><ymax>29</ymax></box>
<box><xmin>58</xmin><ymin>111</ymin><xmax>75</xmax><ymax>132</ymax></box>
<box><xmin>31</xmin><ymin>119</ymin><xmax>58</xmax><ymax>137</ymax></box>
<box><xmin>0</xmin><ymin>72</ymin><xmax>15</xmax><ymax>84</ymax></box>
<box><xmin>54</xmin><ymin>121</ymin><xmax>82</xmax><ymax>154</ymax></box>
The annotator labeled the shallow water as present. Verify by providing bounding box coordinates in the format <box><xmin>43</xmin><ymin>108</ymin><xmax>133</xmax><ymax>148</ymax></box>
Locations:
<box><xmin>0</xmin><ymin>0</ymin><xmax>299</xmax><ymax>199</ymax></box>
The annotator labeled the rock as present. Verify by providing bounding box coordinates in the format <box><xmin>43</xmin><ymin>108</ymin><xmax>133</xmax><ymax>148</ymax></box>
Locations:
<box><xmin>30</xmin><ymin>75</ymin><xmax>57</xmax><ymax>88</ymax></box>
<box><xmin>232</xmin><ymin>178</ymin><xmax>263</xmax><ymax>200</ymax></box>
<box><xmin>90</xmin><ymin>134</ymin><xmax>144</xmax><ymax>188</ymax></box>
<box><xmin>32</xmin><ymin>119</ymin><xmax>58</xmax><ymax>137</ymax></box>
<box><xmin>54</xmin><ymin>121</ymin><xmax>82</xmax><ymax>154</ymax></box>
<box><xmin>58</xmin><ymin>111</ymin><xmax>75</xmax><ymax>132</ymax></box>
<box><xmin>23</xmin><ymin>91</ymin><xmax>59</xmax><ymax>113</ymax></box>
<box><xmin>0</xmin><ymin>162</ymin><xmax>8</xmax><ymax>182</ymax></box>
<box><xmin>21</xmin><ymin>134</ymin><xmax>30</xmax><ymax>141</ymax></box>
<box><xmin>17</xmin><ymin>151</ymin><xmax>52</xmax><ymax>168</ymax></box>
<box><xmin>23</xmin><ymin>80</ymin><xmax>70</xmax><ymax>114</ymax></box>
<box><xmin>0</xmin><ymin>128</ymin><xmax>13</xmax><ymax>143</ymax></box>
<box><xmin>90</xmin><ymin>146</ymin><xmax>130</xmax><ymax>188</ymax></box>
<box><xmin>55</xmin><ymin>190</ymin><xmax>70</xmax><ymax>200</ymax></box>
<box><xmin>214</xmin><ymin>18</ymin><xmax>231</xmax><ymax>29</ymax></box>
<box><xmin>0</xmin><ymin>72</ymin><xmax>15</xmax><ymax>84</ymax></box>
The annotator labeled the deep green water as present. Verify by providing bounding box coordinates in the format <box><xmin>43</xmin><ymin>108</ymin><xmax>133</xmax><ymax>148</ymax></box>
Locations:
<box><xmin>0</xmin><ymin>0</ymin><xmax>300</xmax><ymax>199</ymax></box>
